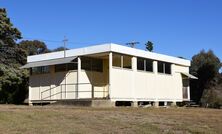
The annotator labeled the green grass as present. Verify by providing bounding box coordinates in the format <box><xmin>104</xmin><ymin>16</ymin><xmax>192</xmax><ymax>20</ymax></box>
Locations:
<box><xmin>0</xmin><ymin>105</ymin><xmax>221</xmax><ymax>134</ymax></box>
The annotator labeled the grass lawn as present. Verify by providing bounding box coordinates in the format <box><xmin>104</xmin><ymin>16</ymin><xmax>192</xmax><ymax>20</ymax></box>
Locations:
<box><xmin>0</xmin><ymin>105</ymin><xmax>221</xmax><ymax>134</ymax></box>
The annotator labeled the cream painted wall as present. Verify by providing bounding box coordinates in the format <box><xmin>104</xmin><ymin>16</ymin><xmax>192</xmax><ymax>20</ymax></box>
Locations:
<box><xmin>29</xmin><ymin>57</ymin><xmax>189</xmax><ymax>102</ymax></box>
<box><xmin>29</xmin><ymin>59</ymin><xmax>109</xmax><ymax>101</ymax></box>
<box><xmin>110</xmin><ymin>63</ymin><xmax>188</xmax><ymax>102</ymax></box>
<box><xmin>174</xmin><ymin>64</ymin><xmax>189</xmax><ymax>73</ymax></box>
<box><xmin>29</xmin><ymin>66</ymin><xmax>78</xmax><ymax>101</ymax></box>
<box><xmin>110</xmin><ymin>68</ymin><xmax>134</xmax><ymax>99</ymax></box>
<box><xmin>78</xmin><ymin>59</ymin><xmax>109</xmax><ymax>98</ymax></box>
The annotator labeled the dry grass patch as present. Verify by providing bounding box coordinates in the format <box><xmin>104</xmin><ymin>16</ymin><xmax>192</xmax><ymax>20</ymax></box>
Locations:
<box><xmin>0</xmin><ymin>105</ymin><xmax>221</xmax><ymax>134</ymax></box>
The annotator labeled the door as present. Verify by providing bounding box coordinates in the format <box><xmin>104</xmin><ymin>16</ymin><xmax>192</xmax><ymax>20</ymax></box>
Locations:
<box><xmin>182</xmin><ymin>78</ymin><xmax>189</xmax><ymax>99</ymax></box>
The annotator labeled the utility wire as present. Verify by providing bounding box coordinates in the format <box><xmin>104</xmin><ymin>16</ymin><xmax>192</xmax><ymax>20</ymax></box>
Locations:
<box><xmin>21</xmin><ymin>37</ymin><xmax>92</xmax><ymax>45</ymax></box>
<box><xmin>19</xmin><ymin>37</ymin><xmax>142</xmax><ymax>48</ymax></box>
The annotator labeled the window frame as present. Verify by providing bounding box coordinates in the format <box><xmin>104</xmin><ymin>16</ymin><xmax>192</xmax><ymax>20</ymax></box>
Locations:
<box><xmin>157</xmin><ymin>61</ymin><xmax>172</xmax><ymax>75</ymax></box>
<box><xmin>55</xmin><ymin>63</ymin><xmax>77</xmax><ymax>73</ymax></box>
<box><xmin>112</xmin><ymin>53</ymin><xmax>132</xmax><ymax>70</ymax></box>
<box><xmin>137</xmin><ymin>57</ymin><xmax>153</xmax><ymax>72</ymax></box>
<box><xmin>31</xmin><ymin>66</ymin><xmax>50</xmax><ymax>75</ymax></box>
<box><xmin>81</xmin><ymin>57</ymin><xmax>103</xmax><ymax>72</ymax></box>
<box><xmin>164</xmin><ymin>62</ymin><xmax>171</xmax><ymax>74</ymax></box>
<box><xmin>137</xmin><ymin>57</ymin><xmax>145</xmax><ymax>71</ymax></box>
<box><xmin>122</xmin><ymin>55</ymin><xmax>132</xmax><ymax>69</ymax></box>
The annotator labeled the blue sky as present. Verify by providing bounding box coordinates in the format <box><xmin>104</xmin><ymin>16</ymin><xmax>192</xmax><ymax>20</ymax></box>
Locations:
<box><xmin>1</xmin><ymin>0</ymin><xmax>222</xmax><ymax>60</ymax></box>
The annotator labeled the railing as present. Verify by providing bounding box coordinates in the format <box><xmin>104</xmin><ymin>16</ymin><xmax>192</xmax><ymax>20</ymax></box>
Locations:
<box><xmin>40</xmin><ymin>83</ymin><xmax>109</xmax><ymax>101</ymax></box>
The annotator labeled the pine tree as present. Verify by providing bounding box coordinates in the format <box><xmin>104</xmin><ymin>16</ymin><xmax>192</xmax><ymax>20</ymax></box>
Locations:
<box><xmin>145</xmin><ymin>41</ymin><xmax>153</xmax><ymax>52</ymax></box>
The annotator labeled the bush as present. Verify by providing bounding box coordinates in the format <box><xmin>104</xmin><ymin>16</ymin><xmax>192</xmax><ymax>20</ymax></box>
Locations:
<box><xmin>201</xmin><ymin>85</ymin><xmax>222</xmax><ymax>108</ymax></box>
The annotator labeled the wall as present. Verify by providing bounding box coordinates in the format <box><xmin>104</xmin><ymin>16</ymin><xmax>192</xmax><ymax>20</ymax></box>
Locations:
<box><xmin>29</xmin><ymin>56</ymin><xmax>189</xmax><ymax>102</ymax></box>
<box><xmin>29</xmin><ymin>59</ymin><xmax>109</xmax><ymax>101</ymax></box>
<box><xmin>110</xmin><ymin>61</ymin><xmax>189</xmax><ymax>102</ymax></box>
<box><xmin>29</xmin><ymin>66</ymin><xmax>78</xmax><ymax>101</ymax></box>
<box><xmin>78</xmin><ymin>59</ymin><xmax>109</xmax><ymax>99</ymax></box>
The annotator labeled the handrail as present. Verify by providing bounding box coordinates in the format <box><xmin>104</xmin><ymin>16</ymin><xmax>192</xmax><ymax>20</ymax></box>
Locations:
<box><xmin>40</xmin><ymin>83</ymin><xmax>109</xmax><ymax>100</ymax></box>
<box><xmin>41</xmin><ymin>90</ymin><xmax>109</xmax><ymax>100</ymax></box>
<box><xmin>41</xmin><ymin>83</ymin><xmax>85</xmax><ymax>100</ymax></box>
<box><xmin>41</xmin><ymin>85</ymin><xmax>59</xmax><ymax>94</ymax></box>
<box><xmin>41</xmin><ymin>83</ymin><xmax>93</xmax><ymax>94</ymax></box>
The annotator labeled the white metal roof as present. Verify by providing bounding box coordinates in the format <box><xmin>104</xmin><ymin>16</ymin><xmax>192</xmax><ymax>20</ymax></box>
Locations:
<box><xmin>27</xmin><ymin>43</ymin><xmax>190</xmax><ymax>66</ymax></box>
<box><xmin>21</xmin><ymin>56</ymin><xmax>77</xmax><ymax>68</ymax></box>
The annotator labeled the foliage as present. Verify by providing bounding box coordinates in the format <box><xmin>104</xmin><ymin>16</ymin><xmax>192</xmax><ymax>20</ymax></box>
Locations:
<box><xmin>19</xmin><ymin>40</ymin><xmax>50</xmax><ymax>55</ymax></box>
<box><xmin>145</xmin><ymin>41</ymin><xmax>153</xmax><ymax>52</ymax></box>
<box><xmin>190</xmin><ymin>49</ymin><xmax>222</xmax><ymax>107</ymax></box>
<box><xmin>0</xmin><ymin>64</ymin><xmax>28</xmax><ymax>104</ymax></box>
<box><xmin>201</xmin><ymin>84</ymin><xmax>222</xmax><ymax>108</ymax></box>
<box><xmin>0</xmin><ymin>8</ymin><xmax>28</xmax><ymax>104</ymax></box>
<box><xmin>0</xmin><ymin>8</ymin><xmax>21</xmax><ymax>47</ymax></box>
<box><xmin>190</xmin><ymin>50</ymin><xmax>221</xmax><ymax>77</ymax></box>
<box><xmin>52</xmin><ymin>46</ymin><xmax>69</xmax><ymax>52</ymax></box>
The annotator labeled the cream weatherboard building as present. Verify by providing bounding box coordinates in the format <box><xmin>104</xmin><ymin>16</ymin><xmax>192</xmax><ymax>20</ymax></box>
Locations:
<box><xmin>21</xmin><ymin>43</ymin><xmax>197</xmax><ymax>106</ymax></box>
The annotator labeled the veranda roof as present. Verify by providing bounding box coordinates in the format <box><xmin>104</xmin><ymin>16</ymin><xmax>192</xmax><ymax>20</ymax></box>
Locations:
<box><xmin>20</xmin><ymin>56</ymin><xmax>77</xmax><ymax>69</ymax></box>
<box><xmin>180</xmin><ymin>72</ymin><xmax>198</xmax><ymax>79</ymax></box>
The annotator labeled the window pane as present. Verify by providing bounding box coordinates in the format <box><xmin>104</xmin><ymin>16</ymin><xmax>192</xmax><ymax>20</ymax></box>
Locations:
<box><xmin>68</xmin><ymin>63</ymin><xmax>77</xmax><ymax>70</ymax></box>
<box><xmin>55</xmin><ymin>63</ymin><xmax>77</xmax><ymax>72</ymax></box>
<box><xmin>112</xmin><ymin>54</ymin><xmax>121</xmax><ymax>67</ymax></box>
<box><xmin>165</xmin><ymin>63</ymin><xmax>171</xmax><ymax>74</ymax></box>
<box><xmin>182</xmin><ymin>79</ymin><xmax>189</xmax><ymax>87</ymax></box>
<box><xmin>81</xmin><ymin>57</ymin><xmax>103</xmax><ymax>72</ymax></box>
<box><xmin>137</xmin><ymin>58</ymin><xmax>145</xmax><ymax>71</ymax></box>
<box><xmin>158</xmin><ymin>62</ymin><xmax>164</xmax><ymax>73</ymax></box>
<box><xmin>32</xmin><ymin>66</ymin><xmax>49</xmax><ymax>74</ymax></box>
<box><xmin>92</xmin><ymin>58</ymin><xmax>103</xmax><ymax>72</ymax></box>
<box><xmin>81</xmin><ymin>57</ymin><xmax>91</xmax><ymax>70</ymax></box>
<box><xmin>123</xmin><ymin>55</ymin><xmax>132</xmax><ymax>69</ymax></box>
<box><xmin>145</xmin><ymin>59</ymin><xmax>153</xmax><ymax>72</ymax></box>
<box><xmin>55</xmin><ymin>64</ymin><xmax>66</xmax><ymax>72</ymax></box>
<box><xmin>183</xmin><ymin>87</ymin><xmax>188</xmax><ymax>99</ymax></box>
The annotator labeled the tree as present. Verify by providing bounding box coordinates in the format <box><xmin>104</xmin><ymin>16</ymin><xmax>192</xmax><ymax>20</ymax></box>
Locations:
<box><xmin>200</xmin><ymin>83</ymin><xmax>222</xmax><ymax>108</ymax></box>
<box><xmin>0</xmin><ymin>8</ymin><xmax>28</xmax><ymax>104</ymax></box>
<box><xmin>190</xmin><ymin>50</ymin><xmax>221</xmax><ymax>105</ymax></box>
<box><xmin>19</xmin><ymin>40</ymin><xmax>50</xmax><ymax>55</ymax></box>
<box><xmin>145</xmin><ymin>41</ymin><xmax>153</xmax><ymax>52</ymax></box>
<box><xmin>0</xmin><ymin>8</ymin><xmax>21</xmax><ymax>47</ymax></box>
<box><xmin>52</xmin><ymin>46</ymin><xmax>69</xmax><ymax>52</ymax></box>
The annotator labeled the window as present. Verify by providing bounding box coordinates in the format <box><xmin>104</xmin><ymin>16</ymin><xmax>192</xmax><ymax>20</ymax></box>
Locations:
<box><xmin>112</xmin><ymin>53</ymin><xmax>132</xmax><ymax>69</ymax></box>
<box><xmin>123</xmin><ymin>55</ymin><xmax>132</xmax><ymax>69</ymax></box>
<box><xmin>182</xmin><ymin>79</ymin><xmax>189</xmax><ymax>99</ymax></box>
<box><xmin>81</xmin><ymin>57</ymin><xmax>103</xmax><ymax>72</ymax></box>
<box><xmin>112</xmin><ymin>54</ymin><xmax>121</xmax><ymax>67</ymax></box>
<box><xmin>92</xmin><ymin>58</ymin><xmax>103</xmax><ymax>72</ymax></box>
<box><xmin>145</xmin><ymin>59</ymin><xmax>153</xmax><ymax>72</ymax></box>
<box><xmin>31</xmin><ymin>66</ymin><xmax>49</xmax><ymax>75</ymax></box>
<box><xmin>137</xmin><ymin>58</ymin><xmax>145</xmax><ymax>71</ymax></box>
<box><xmin>165</xmin><ymin>63</ymin><xmax>171</xmax><ymax>74</ymax></box>
<box><xmin>55</xmin><ymin>63</ymin><xmax>77</xmax><ymax>72</ymax></box>
<box><xmin>81</xmin><ymin>57</ymin><xmax>91</xmax><ymax>70</ymax></box>
<box><xmin>158</xmin><ymin>61</ymin><xmax>171</xmax><ymax>74</ymax></box>
<box><xmin>158</xmin><ymin>62</ymin><xmax>164</xmax><ymax>73</ymax></box>
<box><xmin>137</xmin><ymin>57</ymin><xmax>153</xmax><ymax>72</ymax></box>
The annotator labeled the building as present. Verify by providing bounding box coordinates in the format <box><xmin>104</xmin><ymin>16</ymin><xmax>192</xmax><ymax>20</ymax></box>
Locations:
<box><xmin>21</xmin><ymin>43</ymin><xmax>197</xmax><ymax>107</ymax></box>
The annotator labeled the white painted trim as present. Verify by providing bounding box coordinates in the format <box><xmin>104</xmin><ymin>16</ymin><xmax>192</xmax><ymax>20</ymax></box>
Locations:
<box><xmin>153</xmin><ymin>61</ymin><xmax>158</xmax><ymax>74</ymax></box>
<box><xmin>110</xmin><ymin>98</ymin><xmax>183</xmax><ymax>102</ymax></box>
<box><xmin>188</xmin><ymin>86</ymin><xmax>190</xmax><ymax>100</ymax></box>
<box><xmin>77</xmin><ymin>57</ymin><xmax>81</xmax><ymax>99</ymax></box>
<box><xmin>27</xmin><ymin>43</ymin><xmax>190</xmax><ymax>66</ymax></box>
<box><xmin>109</xmin><ymin>52</ymin><xmax>112</xmax><ymax>98</ymax></box>
<box><xmin>132</xmin><ymin>57</ymin><xmax>137</xmax><ymax>100</ymax></box>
